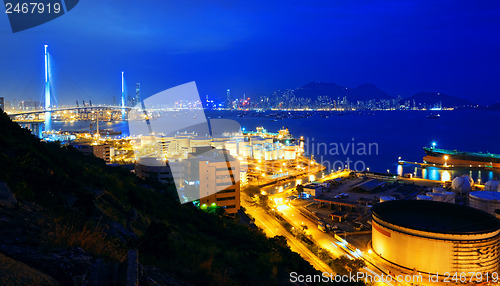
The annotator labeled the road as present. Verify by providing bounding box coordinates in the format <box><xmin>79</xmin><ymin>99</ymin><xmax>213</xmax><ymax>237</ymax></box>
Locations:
<box><xmin>277</xmin><ymin>202</ymin><xmax>400</xmax><ymax>286</ymax></box>
<box><xmin>241</xmin><ymin>193</ymin><xmax>334</xmax><ymax>275</ymax></box>
<box><xmin>244</xmin><ymin>169</ymin><xmax>420</xmax><ymax>285</ymax></box>
<box><xmin>265</xmin><ymin>170</ymin><xmax>404</xmax><ymax>286</ymax></box>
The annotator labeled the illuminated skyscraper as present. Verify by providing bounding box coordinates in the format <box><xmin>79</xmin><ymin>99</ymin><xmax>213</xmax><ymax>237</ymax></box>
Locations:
<box><xmin>226</xmin><ymin>89</ymin><xmax>231</xmax><ymax>109</ymax></box>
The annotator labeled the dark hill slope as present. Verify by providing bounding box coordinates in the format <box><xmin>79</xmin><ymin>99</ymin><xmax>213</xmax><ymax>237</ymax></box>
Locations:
<box><xmin>0</xmin><ymin>112</ymin><xmax>318</xmax><ymax>285</ymax></box>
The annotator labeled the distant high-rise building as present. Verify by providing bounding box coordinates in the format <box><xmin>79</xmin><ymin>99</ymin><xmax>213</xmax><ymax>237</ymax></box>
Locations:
<box><xmin>4</xmin><ymin>101</ymin><xmax>12</xmax><ymax>111</ymax></box>
<box><xmin>19</xmin><ymin>99</ymin><xmax>39</xmax><ymax>110</ymax></box>
<box><xmin>135</xmin><ymin>83</ymin><xmax>141</xmax><ymax>106</ymax></box>
<box><xmin>11</xmin><ymin>97</ymin><xmax>18</xmax><ymax>110</ymax></box>
<box><xmin>226</xmin><ymin>89</ymin><xmax>231</xmax><ymax>109</ymax></box>
<box><xmin>0</xmin><ymin>97</ymin><xmax>4</xmax><ymax>111</ymax></box>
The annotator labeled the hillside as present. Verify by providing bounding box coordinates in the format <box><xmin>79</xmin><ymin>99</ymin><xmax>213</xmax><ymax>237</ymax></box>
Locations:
<box><xmin>294</xmin><ymin>82</ymin><xmax>393</xmax><ymax>101</ymax></box>
<box><xmin>486</xmin><ymin>102</ymin><xmax>500</xmax><ymax>110</ymax></box>
<box><xmin>0</xmin><ymin>111</ymin><xmax>319</xmax><ymax>285</ymax></box>
<box><xmin>401</xmin><ymin>92</ymin><xmax>475</xmax><ymax>108</ymax></box>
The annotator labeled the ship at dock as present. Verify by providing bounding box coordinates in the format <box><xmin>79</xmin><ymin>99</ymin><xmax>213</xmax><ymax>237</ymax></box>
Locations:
<box><xmin>423</xmin><ymin>146</ymin><xmax>500</xmax><ymax>169</ymax></box>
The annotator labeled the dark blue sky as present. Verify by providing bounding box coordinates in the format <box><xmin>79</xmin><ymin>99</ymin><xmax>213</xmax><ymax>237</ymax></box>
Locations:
<box><xmin>1</xmin><ymin>0</ymin><xmax>499</xmax><ymax>105</ymax></box>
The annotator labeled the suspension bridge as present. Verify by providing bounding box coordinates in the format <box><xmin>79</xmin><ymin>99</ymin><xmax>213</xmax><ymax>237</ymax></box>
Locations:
<box><xmin>7</xmin><ymin>45</ymin><xmax>134</xmax><ymax>138</ymax></box>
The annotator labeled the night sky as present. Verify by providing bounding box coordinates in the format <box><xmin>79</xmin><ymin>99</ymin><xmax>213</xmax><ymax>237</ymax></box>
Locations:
<box><xmin>1</xmin><ymin>0</ymin><xmax>499</xmax><ymax>105</ymax></box>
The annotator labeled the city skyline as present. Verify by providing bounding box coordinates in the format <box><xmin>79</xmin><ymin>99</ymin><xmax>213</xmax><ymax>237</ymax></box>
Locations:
<box><xmin>1</xmin><ymin>1</ymin><xmax>500</xmax><ymax>105</ymax></box>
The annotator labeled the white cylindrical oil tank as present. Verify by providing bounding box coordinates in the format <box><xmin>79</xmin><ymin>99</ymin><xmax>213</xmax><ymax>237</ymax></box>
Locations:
<box><xmin>469</xmin><ymin>191</ymin><xmax>500</xmax><ymax>216</ymax></box>
<box><xmin>253</xmin><ymin>144</ymin><xmax>263</xmax><ymax>160</ymax></box>
<box><xmin>224</xmin><ymin>140</ymin><xmax>238</xmax><ymax>157</ymax></box>
<box><xmin>283</xmin><ymin>145</ymin><xmax>296</xmax><ymax>160</ymax></box>
<box><xmin>242</xmin><ymin>145</ymin><xmax>252</xmax><ymax>157</ymax></box>
<box><xmin>484</xmin><ymin>180</ymin><xmax>500</xmax><ymax>192</ymax></box>
<box><xmin>372</xmin><ymin>200</ymin><xmax>500</xmax><ymax>277</ymax></box>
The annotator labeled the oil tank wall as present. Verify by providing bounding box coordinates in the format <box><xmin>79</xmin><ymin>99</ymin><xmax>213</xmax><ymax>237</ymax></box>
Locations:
<box><xmin>469</xmin><ymin>191</ymin><xmax>500</xmax><ymax>216</ymax></box>
<box><xmin>372</xmin><ymin>216</ymin><xmax>500</xmax><ymax>275</ymax></box>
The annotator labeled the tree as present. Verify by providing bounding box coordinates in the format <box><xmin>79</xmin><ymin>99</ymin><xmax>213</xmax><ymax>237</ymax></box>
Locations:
<box><xmin>257</xmin><ymin>194</ymin><xmax>270</xmax><ymax>211</ymax></box>
<box><xmin>296</xmin><ymin>184</ymin><xmax>304</xmax><ymax>198</ymax></box>
<box><xmin>243</xmin><ymin>185</ymin><xmax>260</xmax><ymax>197</ymax></box>
<box><xmin>332</xmin><ymin>256</ymin><xmax>366</xmax><ymax>276</ymax></box>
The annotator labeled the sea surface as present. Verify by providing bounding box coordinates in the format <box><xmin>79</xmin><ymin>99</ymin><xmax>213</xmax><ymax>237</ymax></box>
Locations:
<box><xmin>50</xmin><ymin>109</ymin><xmax>500</xmax><ymax>183</ymax></box>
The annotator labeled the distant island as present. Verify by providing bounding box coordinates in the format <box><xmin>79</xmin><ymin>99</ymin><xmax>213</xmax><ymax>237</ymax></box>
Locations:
<box><xmin>485</xmin><ymin>102</ymin><xmax>500</xmax><ymax>110</ymax></box>
<box><xmin>401</xmin><ymin>92</ymin><xmax>475</xmax><ymax>109</ymax></box>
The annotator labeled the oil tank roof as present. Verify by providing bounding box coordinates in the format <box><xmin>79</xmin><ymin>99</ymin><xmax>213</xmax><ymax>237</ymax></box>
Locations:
<box><xmin>372</xmin><ymin>200</ymin><xmax>500</xmax><ymax>234</ymax></box>
<box><xmin>470</xmin><ymin>191</ymin><xmax>500</xmax><ymax>201</ymax></box>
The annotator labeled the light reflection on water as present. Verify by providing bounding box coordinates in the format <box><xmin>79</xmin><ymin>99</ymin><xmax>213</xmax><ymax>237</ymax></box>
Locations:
<box><xmin>49</xmin><ymin>120</ymin><xmax>130</xmax><ymax>138</ymax></box>
<box><xmin>400</xmin><ymin>165</ymin><xmax>497</xmax><ymax>184</ymax></box>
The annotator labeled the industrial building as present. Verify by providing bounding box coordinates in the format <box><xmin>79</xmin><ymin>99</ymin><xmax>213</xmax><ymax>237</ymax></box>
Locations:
<box><xmin>183</xmin><ymin>148</ymin><xmax>241</xmax><ymax>215</ymax></box>
<box><xmin>302</xmin><ymin>183</ymin><xmax>326</xmax><ymax>197</ymax></box>
<box><xmin>372</xmin><ymin>200</ymin><xmax>500</xmax><ymax>276</ymax></box>
<box><xmin>71</xmin><ymin>143</ymin><xmax>111</xmax><ymax>164</ymax></box>
<box><xmin>134</xmin><ymin>147</ymin><xmax>241</xmax><ymax>215</ymax></box>
<box><xmin>135</xmin><ymin>157</ymin><xmax>183</xmax><ymax>184</ymax></box>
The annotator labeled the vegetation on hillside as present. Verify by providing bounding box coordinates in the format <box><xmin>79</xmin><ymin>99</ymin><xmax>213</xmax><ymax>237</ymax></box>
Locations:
<box><xmin>0</xmin><ymin>112</ymin><xmax>319</xmax><ymax>285</ymax></box>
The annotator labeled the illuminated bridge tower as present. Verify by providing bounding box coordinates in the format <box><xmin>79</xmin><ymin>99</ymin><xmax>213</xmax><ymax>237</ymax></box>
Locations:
<box><xmin>44</xmin><ymin>44</ymin><xmax>53</xmax><ymax>110</ymax></box>
<box><xmin>121</xmin><ymin>71</ymin><xmax>126</xmax><ymax>120</ymax></box>
<box><xmin>43</xmin><ymin>44</ymin><xmax>57</xmax><ymax>134</ymax></box>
